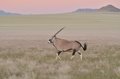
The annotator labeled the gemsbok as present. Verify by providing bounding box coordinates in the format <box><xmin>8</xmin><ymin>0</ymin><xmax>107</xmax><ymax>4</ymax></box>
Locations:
<box><xmin>48</xmin><ymin>27</ymin><xmax>87</xmax><ymax>60</ymax></box>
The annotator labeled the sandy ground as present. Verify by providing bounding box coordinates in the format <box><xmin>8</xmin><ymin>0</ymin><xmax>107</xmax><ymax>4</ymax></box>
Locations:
<box><xmin>0</xmin><ymin>27</ymin><xmax>120</xmax><ymax>50</ymax></box>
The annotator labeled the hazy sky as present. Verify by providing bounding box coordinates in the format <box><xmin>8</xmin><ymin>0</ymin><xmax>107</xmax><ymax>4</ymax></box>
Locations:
<box><xmin>0</xmin><ymin>0</ymin><xmax>120</xmax><ymax>14</ymax></box>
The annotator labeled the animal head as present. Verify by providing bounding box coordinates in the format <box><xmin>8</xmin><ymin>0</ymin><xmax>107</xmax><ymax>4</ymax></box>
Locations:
<box><xmin>48</xmin><ymin>27</ymin><xmax>65</xmax><ymax>43</ymax></box>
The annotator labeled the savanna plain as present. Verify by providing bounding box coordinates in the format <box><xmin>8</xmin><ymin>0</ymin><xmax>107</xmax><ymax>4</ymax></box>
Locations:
<box><xmin>0</xmin><ymin>13</ymin><xmax>120</xmax><ymax>79</ymax></box>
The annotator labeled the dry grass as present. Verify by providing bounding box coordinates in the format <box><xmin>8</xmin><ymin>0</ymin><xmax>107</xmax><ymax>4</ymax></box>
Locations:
<box><xmin>0</xmin><ymin>40</ymin><xmax>120</xmax><ymax>79</ymax></box>
<box><xmin>0</xmin><ymin>13</ymin><xmax>120</xmax><ymax>79</ymax></box>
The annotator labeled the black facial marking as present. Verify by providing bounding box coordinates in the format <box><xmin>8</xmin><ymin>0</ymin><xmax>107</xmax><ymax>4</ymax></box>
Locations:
<box><xmin>49</xmin><ymin>39</ymin><xmax>53</xmax><ymax>43</ymax></box>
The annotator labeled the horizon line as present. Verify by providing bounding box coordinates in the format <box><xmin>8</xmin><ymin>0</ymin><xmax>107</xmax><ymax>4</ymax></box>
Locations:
<box><xmin>0</xmin><ymin>4</ymin><xmax>120</xmax><ymax>15</ymax></box>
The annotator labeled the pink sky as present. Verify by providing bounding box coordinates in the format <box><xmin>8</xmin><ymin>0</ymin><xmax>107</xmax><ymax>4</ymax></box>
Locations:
<box><xmin>0</xmin><ymin>0</ymin><xmax>120</xmax><ymax>14</ymax></box>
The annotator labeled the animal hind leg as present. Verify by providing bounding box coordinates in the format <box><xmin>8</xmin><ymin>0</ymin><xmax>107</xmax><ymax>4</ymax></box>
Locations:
<box><xmin>71</xmin><ymin>49</ymin><xmax>76</xmax><ymax>59</ymax></box>
<box><xmin>78</xmin><ymin>52</ymin><xmax>82</xmax><ymax>60</ymax></box>
<box><xmin>56</xmin><ymin>51</ymin><xmax>62</xmax><ymax>60</ymax></box>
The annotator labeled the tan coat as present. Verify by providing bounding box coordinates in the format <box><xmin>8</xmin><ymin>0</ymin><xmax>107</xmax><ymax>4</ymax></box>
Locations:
<box><xmin>53</xmin><ymin>37</ymin><xmax>80</xmax><ymax>51</ymax></box>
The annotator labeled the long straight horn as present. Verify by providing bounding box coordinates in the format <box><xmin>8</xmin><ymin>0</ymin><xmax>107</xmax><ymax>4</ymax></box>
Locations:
<box><xmin>53</xmin><ymin>27</ymin><xmax>65</xmax><ymax>37</ymax></box>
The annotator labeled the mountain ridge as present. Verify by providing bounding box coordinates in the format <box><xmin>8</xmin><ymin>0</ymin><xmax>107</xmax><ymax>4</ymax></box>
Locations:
<box><xmin>0</xmin><ymin>4</ymin><xmax>120</xmax><ymax>15</ymax></box>
<box><xmin>75</xmin><ymin>4</ymin><xmax>120</xmax><ymax>12</ymax></box>
<box><xmin>0</xmin><ymin>10</ymin><xmax>20</xmax><ymax>16</ymax></box>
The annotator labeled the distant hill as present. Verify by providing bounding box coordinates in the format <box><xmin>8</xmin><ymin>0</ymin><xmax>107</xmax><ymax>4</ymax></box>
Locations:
<box><xmin>75</xmin><ymin>5</ymin><xmax>120</xmax><ymax>13</ymax></box>
<box><xmin>75</xmin><ymin>9</ymin><xmax>96</xmax><ymax>12</ymax></box>
<box><xmin>0</xmin><ymin>10</ymin><xmax>20</xmax><ymax>16</ymax></box>
<box><xmin>98</xmin><ymin>5</ymin><xmax>120</xmax><ymax>12</ymax></box>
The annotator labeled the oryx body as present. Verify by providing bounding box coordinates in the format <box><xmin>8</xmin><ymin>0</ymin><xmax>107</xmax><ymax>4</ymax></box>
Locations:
<box><xmin>48</xmin><ymin>27</ymin><xmax>87</xmax><ymax>60</ymax></box>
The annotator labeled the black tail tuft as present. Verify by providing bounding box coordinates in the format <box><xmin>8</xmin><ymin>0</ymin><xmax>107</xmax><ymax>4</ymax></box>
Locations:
<box><xmin>75</xmin><ymin>41</ymin><xmax>87</xmax><ymax>51</ymax></box>
<box><xmin>83</xmin><ymin>43</ymin><xmax>87</xmax><ymax>51</ymax></box>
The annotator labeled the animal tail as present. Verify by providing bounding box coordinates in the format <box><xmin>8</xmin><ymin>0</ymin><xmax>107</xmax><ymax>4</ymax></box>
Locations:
<box><xmin>82</xmin><ymin>43</ymin><xmax>87</xmax><ymax>51</ymax></box>
<box><xmin>75</xmin><ymin>41</ymin><xmax>87</xmax><ymax>51</ymax></box>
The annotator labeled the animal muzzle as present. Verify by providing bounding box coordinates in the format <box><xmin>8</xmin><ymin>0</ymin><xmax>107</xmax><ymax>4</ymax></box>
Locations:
<box><xmin>48</xmin><ymin>39</ymin><xmax>52</xmax><ymax>43</ymax></box>
<box><xmin>48</xmin><ymin>40</ymin><xmax>51</xmax><ymax>43</ymax></box>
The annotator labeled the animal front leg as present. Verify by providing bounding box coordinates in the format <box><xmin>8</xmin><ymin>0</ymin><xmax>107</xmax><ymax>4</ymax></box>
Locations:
<box><xmin>56</xmin><ymin>51</ymin><xmax>62</xmax><ymax>60</ymax></box>
<box><xmin>71</xmin><ymin>49</ymin><xmax>76</xmax><ymax>60</ymax></box>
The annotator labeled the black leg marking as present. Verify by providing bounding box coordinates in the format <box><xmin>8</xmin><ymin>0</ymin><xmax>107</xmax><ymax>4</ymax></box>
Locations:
<box><xmin>71</xmin><ymin>49</ymin><xmax>76</xmax><ymax>59</ymax></box>
<box><xmin>78</xmin><ymin>52</ymin><xmax>81</xmax><ymax>55</ymax></box>
<box><xmin>56</xmin><ymin>51</ymin><xmax>62</xmax><ymax>60</ymax></box>
<box><xmin>72</xmin><ymin>49</ymin><xmax>76</xmax><ymax>55</ymax></box>
<box><xmin>58</xmin><ymin>51</ymin><xmax>62</xmax><ymax>56</ymax></box>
